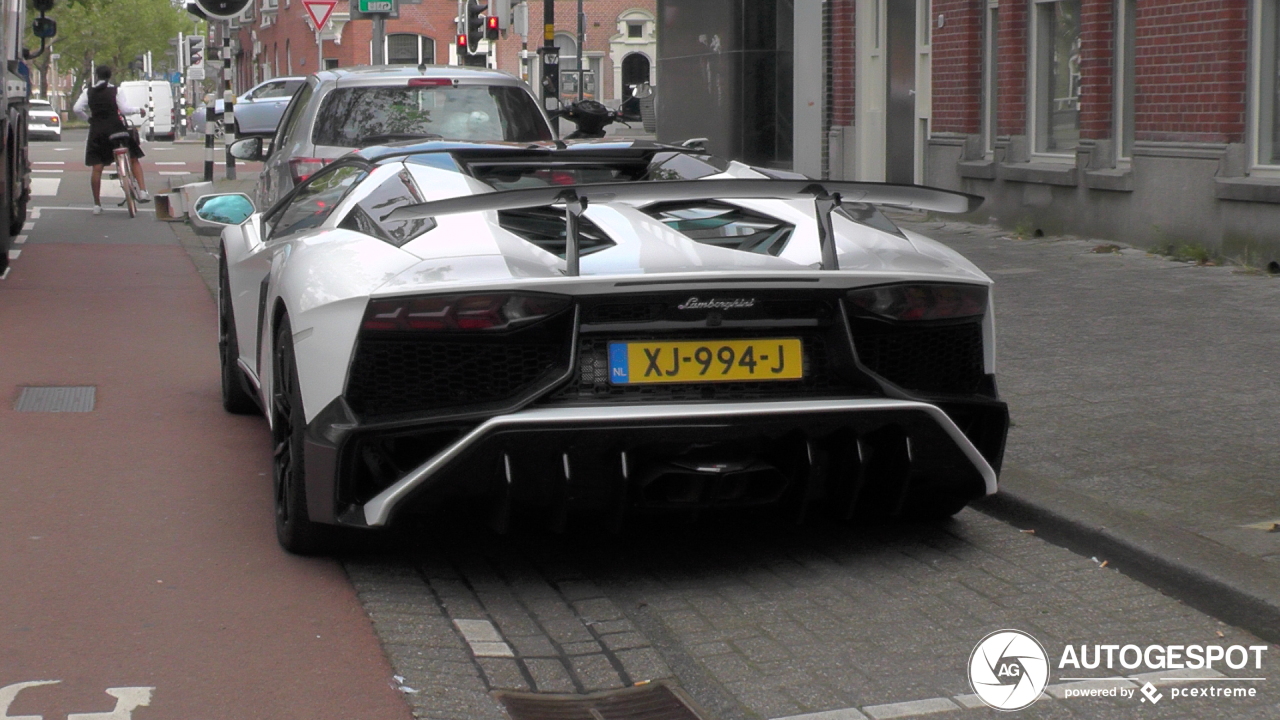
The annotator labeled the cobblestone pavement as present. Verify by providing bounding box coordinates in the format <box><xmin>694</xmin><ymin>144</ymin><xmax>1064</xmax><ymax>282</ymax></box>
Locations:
<box><xmin>892</xmin><ymin>217</ymin><xmax>1280</xmax><ymax>559</ymax></box>
<box><xmin>344</xmin><ymin>511</ymin><xmax>1280</xmax><ymax>720</ymax></box>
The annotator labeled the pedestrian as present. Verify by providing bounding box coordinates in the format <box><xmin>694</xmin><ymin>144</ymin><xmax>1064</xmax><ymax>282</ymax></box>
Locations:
<box><xmin>72</xmin><ymin>65</ymin><xmax>151</xmax><ymax>215</ymax></box>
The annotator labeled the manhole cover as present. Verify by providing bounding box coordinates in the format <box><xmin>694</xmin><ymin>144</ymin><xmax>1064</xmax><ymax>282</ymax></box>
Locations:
<box><xmin>14</xmin><ymin>386</ymin><xmax>96</xmax><ymax>412</ymax></box>
<box><xmin>496</xmin><ymin>682</ymin><xmax>711</xmax><ymax>720</ymax></box>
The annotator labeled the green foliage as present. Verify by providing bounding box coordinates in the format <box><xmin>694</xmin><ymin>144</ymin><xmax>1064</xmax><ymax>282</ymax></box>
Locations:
<box><xmin>27</xmin><ymin>0</ymin><xmax>201</xmax><ymax>101</ymax></box>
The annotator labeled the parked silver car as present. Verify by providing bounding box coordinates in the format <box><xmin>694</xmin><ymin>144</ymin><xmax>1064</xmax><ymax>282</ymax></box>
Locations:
<box><xmin>233</xmin><ymin>76</ymin><xmax>305</xmax><ymax>136</ymax></box>
<box><xmin>229</xmin><ymin>66</ymin><xmax>555</xmax><ymax>212</ymax></box>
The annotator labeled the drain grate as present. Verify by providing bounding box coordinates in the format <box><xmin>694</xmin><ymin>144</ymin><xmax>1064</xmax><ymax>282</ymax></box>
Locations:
<box><xmin>14</xmin><ymin>386</ymin><xmax>96</xmax><ymax>412</ymax></box>
<box><xmin>496</xmin><ymin>682</ymin><xmax>711</xmax><ymax>720</ymax></box>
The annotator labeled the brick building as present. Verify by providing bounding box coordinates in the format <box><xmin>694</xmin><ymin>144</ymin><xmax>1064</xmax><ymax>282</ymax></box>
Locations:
<box><xmin>228</xmin><ymin>0</ymin><xmax>655</xmax><ymax>108</ymax></box>
<box><xmin>815</xmin><ymin>0</ymin><xmax>1280</xmax><ymax>261</ymax></box>
<box><xmin>655</xmin><ymin>0</ymin><xmax>1279</xmax><ymax>262</ymax></box>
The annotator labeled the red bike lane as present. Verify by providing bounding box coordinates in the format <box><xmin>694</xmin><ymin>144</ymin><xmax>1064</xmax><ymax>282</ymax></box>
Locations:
<box><xmin>0</xmin><ymin>232</ymin><xmax>411</xmax><ymax>719</ymax></box>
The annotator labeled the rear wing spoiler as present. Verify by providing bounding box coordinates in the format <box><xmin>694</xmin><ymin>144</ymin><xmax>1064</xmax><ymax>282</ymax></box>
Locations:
<box><xmin>387</xmin><ymin>179</ymin><xmax>983</xmax><ymax>275</ymax></box>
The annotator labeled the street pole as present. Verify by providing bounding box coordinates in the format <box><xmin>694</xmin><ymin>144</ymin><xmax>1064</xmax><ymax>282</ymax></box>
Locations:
<box><xmin>539</xmin><ymin>0</ymin><xmax>557</xmax><ymax>134</ymax></box>
<box><xmin>223</xmin><ymin>21</ymin><xmax>236</xmax><ymax>180</ymax></box>
<box><xmin>372</xmin><ymin>15</ymin><xmax>385</xmax><ymax>64</ymax></box>
<box><xmin>317</xmin><ymin>28</ymin><xmax>322</xmax><ymax>72</ymax></box>
<box><xmin>575</xmin><ymin>0</ymin><xmax>582</xmax><ymax>102</ymax></box>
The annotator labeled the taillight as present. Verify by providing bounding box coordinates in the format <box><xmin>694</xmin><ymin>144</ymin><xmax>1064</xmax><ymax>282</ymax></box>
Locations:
<box><xmin>362</xmin><ymin>293</ymin><xmax>570</xmax><ymax>332</ymax></box>
<box><xmin>408</xmin><ymin>77</ymin><xmax>455</xmax><ymax>87</ymax></box>
<box><xmin>846</xmin><ymin>283</ymin><xmax>987</xmax><ymax>322</ymax></box>
<box><xmin>289</xmin><ymin>157</ymin><xmax>329</xmax><ymax>184</ymax></box>
<box><xmin>49</xmin><ymin>115</ymin><xmax>59</xmax><ymax>124</ymax></box>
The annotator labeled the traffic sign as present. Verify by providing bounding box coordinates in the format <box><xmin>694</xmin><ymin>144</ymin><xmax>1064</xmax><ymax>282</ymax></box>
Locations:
<box><xmin>303</xmin><ymin>0</ymin><xmax>338</xmax><ymax>29</ymax></box>
<box><xmin>357</xmin><ymin>0</ymin><xmax>393</xmax><ymax>12</ymax></box>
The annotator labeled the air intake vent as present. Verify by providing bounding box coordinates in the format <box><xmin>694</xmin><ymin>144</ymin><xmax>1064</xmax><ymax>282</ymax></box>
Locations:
<box><xmin>642</xmin><ymin>200</ymin><xmax>793</xmax><ymax>256</ymax></box>
<box><xmin>499</xmin><ymin>206</ymin><xmax>615</xmax><ymax>258</ymax></box>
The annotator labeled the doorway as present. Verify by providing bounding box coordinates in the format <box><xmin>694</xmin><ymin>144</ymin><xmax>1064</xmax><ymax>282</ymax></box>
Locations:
<box><xmin>621</xmin><ymin>53</ymin><xmax>650</xmax><ymax>100</ymax></box>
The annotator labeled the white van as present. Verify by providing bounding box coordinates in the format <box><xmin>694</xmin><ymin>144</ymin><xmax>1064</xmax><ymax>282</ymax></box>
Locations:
<box><xmin>118</xmin><ymin>80</ymin><xmax>175</xmax><ymax>139</ymax></box>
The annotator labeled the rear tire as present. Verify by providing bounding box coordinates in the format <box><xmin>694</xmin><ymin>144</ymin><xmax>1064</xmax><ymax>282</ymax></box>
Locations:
<box><xmin>272</xmin><ymin>315</ymin><xmax>333</xmax><ymax>555</ymax></box>
<box><xmin>218</xmin><ymin>255</ymin><xmax>260</xmax><ymax>415</ymax></box>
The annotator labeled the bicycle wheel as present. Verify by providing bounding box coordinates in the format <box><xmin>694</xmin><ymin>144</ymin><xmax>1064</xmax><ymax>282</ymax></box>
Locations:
<box><xmin>115</xmin><ymin>152</ymin><xmax>137</xmax><ymax>218</ymax></box>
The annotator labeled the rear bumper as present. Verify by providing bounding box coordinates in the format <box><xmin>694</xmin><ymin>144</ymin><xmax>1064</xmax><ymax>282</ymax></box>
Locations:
<box><xmin>307</xmin><ymin>397</ymin><xmax>1004</xmax><ymax>528</ymax></box>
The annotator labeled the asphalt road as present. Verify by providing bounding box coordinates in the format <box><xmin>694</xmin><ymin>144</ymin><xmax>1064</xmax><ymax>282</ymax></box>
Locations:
<box><xmin>4</xmin><ymin>134</ymin><xmax>1280</xmax><ymax>720</ymax></box>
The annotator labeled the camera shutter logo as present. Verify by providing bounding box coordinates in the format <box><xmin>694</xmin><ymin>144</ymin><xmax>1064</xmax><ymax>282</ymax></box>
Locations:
<box><xmin>969</xmin><ymin>629</ymin><xmax>1050</xmax><ymax>711</ymax></box>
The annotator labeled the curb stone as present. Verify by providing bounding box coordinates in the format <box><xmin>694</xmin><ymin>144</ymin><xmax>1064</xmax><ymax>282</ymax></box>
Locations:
<box><xmin>975</xmin><ymin>466</ymin><xmax>1280</xmax><ymax>645</ymax></box>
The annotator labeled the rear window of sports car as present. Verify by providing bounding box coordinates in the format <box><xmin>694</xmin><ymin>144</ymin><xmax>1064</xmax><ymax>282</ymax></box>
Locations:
<box><xmin>312</xmin><ymin>84</ymin><xmax>553</xmax><ymax>147</ymax></box>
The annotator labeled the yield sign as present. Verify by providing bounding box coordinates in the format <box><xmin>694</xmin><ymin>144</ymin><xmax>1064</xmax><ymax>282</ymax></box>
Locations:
<box><xmin>303</xmin><ymin>0</ymin><xmax>338</xmax><ymax>30</ymax></box>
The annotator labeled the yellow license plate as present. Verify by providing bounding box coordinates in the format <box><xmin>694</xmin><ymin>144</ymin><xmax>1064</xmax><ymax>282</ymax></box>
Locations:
<box><xmin>608</xmin><ymin>338</ymin><xmax>804</xmax><ymax>384</ymax></box>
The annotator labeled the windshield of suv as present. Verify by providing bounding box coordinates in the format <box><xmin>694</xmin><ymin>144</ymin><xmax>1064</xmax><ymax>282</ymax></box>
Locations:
<box><xmin>312</xmin><ymin>84</ymin><xmax>552</xmax><ymax>147</ymax></box>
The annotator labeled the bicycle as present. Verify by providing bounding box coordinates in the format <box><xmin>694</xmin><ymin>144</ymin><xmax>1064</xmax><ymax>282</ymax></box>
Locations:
<box><xmin>108</xmin><ymin>127</ymin><xmax>140</xmax><ymax>218</ymax></box>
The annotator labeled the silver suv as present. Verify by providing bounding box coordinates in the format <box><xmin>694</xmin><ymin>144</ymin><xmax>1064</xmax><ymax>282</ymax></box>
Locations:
<box><xmin>231</xmin><ymin>66</ymin><xmax>554</xmax><ymax>212</ymax></box>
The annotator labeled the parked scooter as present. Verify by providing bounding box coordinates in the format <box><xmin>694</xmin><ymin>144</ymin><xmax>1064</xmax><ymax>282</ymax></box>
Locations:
<box><xmin>549</xmin><ymin>99</ymin><xmax>627</xmax><ymax>139</ymax></box>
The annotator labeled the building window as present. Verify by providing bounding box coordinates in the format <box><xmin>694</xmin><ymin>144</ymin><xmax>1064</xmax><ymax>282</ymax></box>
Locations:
<box><xmin>982</xmin><ymin>0</ymin><xmax>998</xmax><ymax>153</ymax></box>
<box><xmin>324</xmin><ymin>58</ymin><xmax>339</xmax><ymax>70</ymax></box>
<box><xmin>1032</xmin><ymin>0</ymin><xmax>1081</xmax><ymax>154</ymax></box>
<box><xmin>1115</xmin><ymin>0</ymin><xmax>1135</xmax><ymax>159</ymax></box>
<box><xmin>627</xmin><ymin>21</ymin><xmax>643</xmax><ymax>38</ymax></box>
<box><xmin>386</xmin><ymin>34</ymin><xmax>435</xmax><ymax>65</ymax></box>
<box><xmin>1256</xmin><ymin>0</ymin><xmax>1280</xmax><ymax>166</ymax></box>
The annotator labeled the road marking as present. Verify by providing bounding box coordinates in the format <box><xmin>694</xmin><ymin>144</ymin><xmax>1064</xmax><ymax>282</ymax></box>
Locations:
<box><xmin>99</xmin><ymin>179</ymin><xmax>124</xmax><ymax>198</ymax></box>
<box><xmin>453</xmin><ymin>619</ymin><xmax>515</xmax><ymax>658</ymax></box>
<box><xmin>66</xmin><ymin>687</ymin><xmax>154</xmax><ymax>720</ymax></box>
<box><xmin>774</xmin><ymin>710</ymin><xmax>868</xmax><ymax>720</ymax></box>
<box><xmin>33</xmin><ymin>169</ymin><xmax>63</xmax><ymax>174</ymax></box>
<box><xmin>1</xmin><ymin>680</ymin><xmax>61</xmax><ymax>718</ymax></box>
<box><xmin>159</xmin><ymin>171</ymin><xmax>188</xmax><ymax>176</ymax></box>
<box><xmin>22</xmin><ymin>222</ymin><xmax>32</xmax><ymax>230</ymax></box>
<box><xmin>9</xmin><ymin>249</ymin><xmax>21</xmax><ymax>259</ymax></box>
<box><xmin>155</xmin><ymin>161</ymin><xmax>187</xmax><ymax>166</ymax></box>
<box><xmin>0</xmin><ymin>266</ymin><xmax>9</xmax><ymax>280</ymax></box>
<box><xmin>32</xmin><ymin>205</ymin><xmax>130</xmax><ymax>214</ymax></box>
<box><xmin>33</xmin><ymin>161</ymin><xmax>64</xmax><ymax>165</ymax></box>
<box><xmin>861</xmin><ymin>698</ymin><xmax>958</xmax><ymax>719</ymax></box>
<box><xmin>15</xmin><ymin>234</ymin><xmax>27</xmax><ymax>244</ymax></box>
<box><xmin>31</xmin><ymin>207</ymin><xmax>40</xmax><ymax>219</ymax></box>
<box><xmin>30</xmin><ymin>178</ymin><xmax>60</xmax><ymax>196</ymax></box>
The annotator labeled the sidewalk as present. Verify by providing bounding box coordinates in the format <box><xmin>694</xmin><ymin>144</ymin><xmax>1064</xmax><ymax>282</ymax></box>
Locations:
<box><xmin>891</xmin><ymin>213</ymin><xmax>1280</xmax><ymax>642</ymax></box>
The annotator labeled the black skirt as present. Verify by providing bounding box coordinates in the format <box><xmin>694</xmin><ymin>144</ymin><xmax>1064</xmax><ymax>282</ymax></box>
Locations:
<box><xmin>85</xmin><ymin>120</ymin><xmax>144</xmax><ymax>166</ymax></box>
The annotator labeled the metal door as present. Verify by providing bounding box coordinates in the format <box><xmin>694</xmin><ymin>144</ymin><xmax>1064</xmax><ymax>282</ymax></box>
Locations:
<box><xmin>885</xmin><ymin>0</ymin><xmax>916</xmax><ymax>185</ymax></box>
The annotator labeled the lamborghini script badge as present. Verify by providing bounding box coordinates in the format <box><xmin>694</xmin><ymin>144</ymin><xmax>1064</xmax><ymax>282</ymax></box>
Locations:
<box><xmin>677</xmin><ymin>297</ymin><xmax>757</xmax><ymax>311</ymax></box>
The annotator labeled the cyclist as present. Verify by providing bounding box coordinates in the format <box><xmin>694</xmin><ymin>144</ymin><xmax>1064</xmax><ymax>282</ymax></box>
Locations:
<box><xmin>72</xmin><ymin>66</ymin><xmax>151</xmax><ymax>215</ymax></box>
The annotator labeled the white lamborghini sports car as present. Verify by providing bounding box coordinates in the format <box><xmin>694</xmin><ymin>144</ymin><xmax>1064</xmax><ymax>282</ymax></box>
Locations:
<box><xmin>208</xmin><ymin>140</ymin><xmax>1009</xmax><ymax>553</ymax></box>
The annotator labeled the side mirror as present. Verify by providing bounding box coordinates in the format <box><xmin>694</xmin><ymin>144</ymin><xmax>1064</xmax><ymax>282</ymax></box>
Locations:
<box><xmin>194</xmin><ymin>193</ymin><xmax>255</xmax><ymax>226</ymax></box>
<box><xmin>228</xmin><ymin>136</ymin><xmax>264</xmax><ymax>161</ymax></box>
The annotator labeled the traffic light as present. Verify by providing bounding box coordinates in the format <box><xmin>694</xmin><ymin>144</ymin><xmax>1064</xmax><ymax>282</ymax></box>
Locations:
<box><xmin>486</xmin><ymin>14</ymin><xmax>499</xmax><ymax>41</ymax></box>
<box><xmin>190</xmin><ymin>0</ymin><xmax>251</xmax><ymax>20</ymax></box>
<box><xmin>187</xmin><ymin>36</ymin><xmax>205</xmax><ymax>68</ymax></box>
<box><xmin>464</xmin><ymin>0</ymin><xmax>487</xmax><ymax>54</ymax></box>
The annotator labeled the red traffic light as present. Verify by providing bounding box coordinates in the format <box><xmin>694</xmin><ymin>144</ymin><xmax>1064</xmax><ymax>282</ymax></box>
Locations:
<box><xmin>457</xmin><ymin>33</ymin><xmax>467</xmax><ymax>47</ymax></box>
<box><xmin>486</xmin><ymin>15</ymin><xmax>498</xmax><ymax>29</ymax></box>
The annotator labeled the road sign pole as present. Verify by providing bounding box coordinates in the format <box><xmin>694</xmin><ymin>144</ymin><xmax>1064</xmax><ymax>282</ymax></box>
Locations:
<box><xmin>373</xmin><ymin>14</ymin><xmax>385</xmax><ymax>64</ymax></box>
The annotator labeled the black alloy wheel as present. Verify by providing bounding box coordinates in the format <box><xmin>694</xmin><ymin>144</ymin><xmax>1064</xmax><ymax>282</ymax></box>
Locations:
<box><xmin>218</xmin><ymin>255</ymin><xmax>260</xmax><ymax>415</ymax></box>
<box><xmin>271</xmin><ymin>315</ymin><xmax>332</xmax><ymax>555</ymax></box>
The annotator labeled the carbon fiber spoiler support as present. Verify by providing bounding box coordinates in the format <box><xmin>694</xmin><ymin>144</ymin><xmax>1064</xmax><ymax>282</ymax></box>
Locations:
<box><xmin>386</xmin><ymin>178</ymin><xmax>984</xmax><ymax>277</ymax></box>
